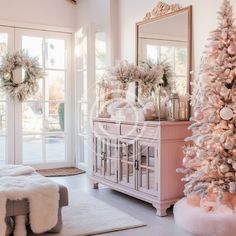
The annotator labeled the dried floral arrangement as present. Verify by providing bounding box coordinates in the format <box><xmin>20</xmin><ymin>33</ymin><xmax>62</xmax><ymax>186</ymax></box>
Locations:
<box><xmin>105</xmin><ymin>60</ymin><xmax>172</xmax><ymax>97</ymax></box>
<box><xmin>105</xmin><ymin>60</ymin><xmax>138</xmax><ymax>91</ymax></box>
<box><xmin>138</xmin><ymin>60</ymin><xmax>172</xmax><ymax>97</ymax></box>
<box><xmin>0</xmin><ymin>51</ymin><xmax>45</xmax><ymax>102</ymax></box>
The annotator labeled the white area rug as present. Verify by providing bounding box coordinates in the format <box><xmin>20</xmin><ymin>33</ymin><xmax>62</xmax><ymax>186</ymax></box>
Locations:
<box><xmin>31</xmin><ymin>191</ymin><xmax>145</xmax><ymax>236</ymax></box>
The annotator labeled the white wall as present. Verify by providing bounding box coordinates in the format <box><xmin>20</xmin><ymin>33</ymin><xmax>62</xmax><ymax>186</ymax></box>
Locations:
<box><xmin>76</xmin><ymin>0</ymin><xmax>110</xmax><ymax>29</ymax></box>
<box><xmin>118</xmin><ymin>0</ymin><xmax>236</xmax><ymax>69</ymax></box>
<box><xmin>0</xmin><ymin>0</ymin><xmax>76</xmax><ymax>29</ymax></box>
<box><xmin>75</xmin><ymin>0</ymin><xmax>119</xmax><ymax>65</ymax></box>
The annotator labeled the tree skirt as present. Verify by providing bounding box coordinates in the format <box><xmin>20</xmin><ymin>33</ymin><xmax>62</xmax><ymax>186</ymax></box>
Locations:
<box><xmin>37</xmin><ymin>167</ymin><xmax>85</xmax><ymax>177</ymax></box>
<box><xmin>174</xmin><ymin>198</ymin><xmax>236</xmax><ymax>236</ymax></box>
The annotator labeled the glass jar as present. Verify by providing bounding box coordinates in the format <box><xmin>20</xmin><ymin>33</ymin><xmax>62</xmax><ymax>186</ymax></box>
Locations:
<box><xmin>98</xmin><ymin>80</ymin><xmax>110</xmax><ymax>118</ymax></box>
<box><xmin>167</xmin><ymin>93</ymin><xmax>180</xmax><ymax>121</ymax></box>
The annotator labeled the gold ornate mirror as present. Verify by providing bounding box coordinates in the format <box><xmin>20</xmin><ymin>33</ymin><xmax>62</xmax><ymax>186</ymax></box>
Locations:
<box><xmin>136</xmin><ymin>2</ymin><xmax>192</xmax><ymax>96</ymax></box>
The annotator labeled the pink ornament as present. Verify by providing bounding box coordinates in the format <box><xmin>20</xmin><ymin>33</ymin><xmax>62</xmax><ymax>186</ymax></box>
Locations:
<box><xmin>194</xmin><ymin>111</ymin><xmax>204</xmax><ymax>120</ymax></box>
<box><xmin>228</xmin><ymin>42</ymin><xmax>236</xmax><ymax>55</ymax></box>
<box><xmin>220</xmin><ymin>107</ymin><xmax>234</xmax><ymax>120</ymax></box>
<box><xmin>211</xmin><ymin>44</ymin><xmax>218</xmax><ymax>53</ymax></box>
<box><xmin>183</xmin><ymin>157</ymin><xmax>189</xmax><ymax>166</ymax></box>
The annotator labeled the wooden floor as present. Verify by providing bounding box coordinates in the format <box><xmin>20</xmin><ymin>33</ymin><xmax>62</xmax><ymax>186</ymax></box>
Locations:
<box><xmin>51</xmin><ymin>174</ymin><xmax>191</xmax><ymax>236</ymax></box>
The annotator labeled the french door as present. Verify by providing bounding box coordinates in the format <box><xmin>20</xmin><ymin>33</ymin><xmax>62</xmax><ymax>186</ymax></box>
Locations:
<box><xmin>0</xmin><ymin>26</ymin><xmax>73</xmax><ymax>168</ymax></box>
<box><xmin>0</xmin><ymin>26</ymin><xmax>14</xmax><ymax>165</ymax></box>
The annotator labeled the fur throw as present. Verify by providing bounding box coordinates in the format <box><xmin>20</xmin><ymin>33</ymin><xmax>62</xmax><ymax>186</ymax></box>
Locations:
<box><xmin>0</xmin><ymin>165</ymin><xmax>35</xmax><ymax>177</ymax></box>
<box><xmin>0</xmin><ymin>165</ymin><xmax>59</xmax><ymax>235</ymax></box>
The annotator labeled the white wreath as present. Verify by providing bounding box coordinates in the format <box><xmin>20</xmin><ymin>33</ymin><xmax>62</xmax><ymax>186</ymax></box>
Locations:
<box><xmin>0</xmin><ymin>51</ymin><xmax>45</xmax><ymax>102</ymax></box>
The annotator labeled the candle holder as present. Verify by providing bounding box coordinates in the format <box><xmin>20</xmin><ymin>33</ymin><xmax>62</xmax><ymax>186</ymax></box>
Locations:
<box><xmin>154</xmin><ymin>85</ymin><xmax>168</xmax><ymax>120</ymax></box>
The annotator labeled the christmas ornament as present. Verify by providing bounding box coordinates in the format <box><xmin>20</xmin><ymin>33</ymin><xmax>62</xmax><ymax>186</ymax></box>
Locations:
<box><xmin>229</xmin><ymin>182</ymin><xmax>236</xmax><ymax>193</ymax></box>
<box><xmin>224</xmin><ymin>137</ymin><xmax>234</xmax><ymax>150</ymax></box>
<box><xmin>220</xmin><ymin>107</ymin><xmax>234</xmax><ymax>120</ymax></box>
<box><xmin>194</xmin><ymin>110</ymin><xmax>204</xmax><ymax>120</ymax></box>
<box><xmin>228</xmin><ymin>42</ymin><xmax>236</xmax><ymax>55</ymax></box>
<box><xmin>233</xmin><ymin>163</ymin><xmax>236</xmax><ymax>170</ymax></box>
<box><xmin>232</xmin><ymin>149</ymin><xmax>236</xmax><ymax>158</ymax></box>
<box><xmin>220</xmin><ymin>164</ymin><xmax>230</xmax><ymax>173</ymax></box>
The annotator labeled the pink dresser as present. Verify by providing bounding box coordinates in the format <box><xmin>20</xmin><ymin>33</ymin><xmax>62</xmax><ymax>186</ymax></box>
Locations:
<box><xmin>91</xmin><ymin>118</ymin><xmax>191</xmax><ymax>216</ymax></box>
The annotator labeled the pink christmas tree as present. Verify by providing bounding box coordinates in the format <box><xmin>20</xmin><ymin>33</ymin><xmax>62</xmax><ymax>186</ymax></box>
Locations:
<box><xmin>180</xmin><ymin>0</ymin><xmax>236</xmax><ymax>211</ymax></box>
<box><xmin>175</xmin><ymin>1</ymin><xmax>236</xmax><ymax>235</ymax></box>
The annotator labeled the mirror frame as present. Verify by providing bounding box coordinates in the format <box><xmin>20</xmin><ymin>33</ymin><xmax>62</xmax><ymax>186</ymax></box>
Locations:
<box><xmin>135</xmin><ymin>5</ymin><xmax>192</xmax><ymax>98</ymax></box>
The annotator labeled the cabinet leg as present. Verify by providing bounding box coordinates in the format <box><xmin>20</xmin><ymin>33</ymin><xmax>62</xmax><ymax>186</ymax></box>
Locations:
<box><xmin>93</xmin><ymin>183</ymin><xmax>99</xmax><ymax>189</ymax></box>
<box><xmin>152</xmin><ymin>203</ymin><xmax>171</xmax><ymax>217</ymax></box>
<box><xmin>90</xmin><ymin>180</ymin><xmax>99</xmax><ymax>189</ymax></box>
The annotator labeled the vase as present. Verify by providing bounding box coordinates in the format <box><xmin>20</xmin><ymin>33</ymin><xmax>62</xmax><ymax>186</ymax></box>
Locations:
<box><xmin>153</xmin><ymin>86</ymin><xmax>168</xmax><ymax>120</ymax></box>
<box><xmin>119</xmin><ymin>82</ymin><xmax>128</xmax><ymax>99</ymax></box>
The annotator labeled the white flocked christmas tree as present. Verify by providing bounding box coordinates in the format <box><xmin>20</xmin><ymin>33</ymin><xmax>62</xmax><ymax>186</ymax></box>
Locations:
<box><xmin>175</xmin><ymin>1</ymin><xmax>236</xmax><ymax>235</ymax></box>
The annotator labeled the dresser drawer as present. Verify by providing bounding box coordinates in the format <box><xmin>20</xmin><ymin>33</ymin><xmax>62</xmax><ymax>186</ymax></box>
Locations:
<box><xmin>94</xmin><ymin>122</ymin><xmax>120</xmax><ymax>135</ymax></box>
<box><xmin>121</xmin><ymin>124</ymin><xmax>159</xmax><ymax>140</ymax></box>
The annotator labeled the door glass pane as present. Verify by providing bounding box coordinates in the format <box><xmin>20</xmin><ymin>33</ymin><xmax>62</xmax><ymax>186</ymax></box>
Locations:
<box><xmin>128</xmin><ymin>164</ymin><xmax>134</xmax><ymax>184</ymax></box>
<box><xmin>175</xmin><ymin>47</ymin><xmax>187</xmax><ymax>76</ymax></box>
<box><xmin>0</xmin><ymin>102</ymin><xmax>6</xmax><ymax>133</ymax></box>
<box><xmin>22</xmin><ymin>36</ymin><xmax>43</xmax><ymax>66</ymax></box>
<box><xmin>140</xmin><ymin>145</ymin><xmax>155</xmax><ymax>168</ymax></box>
<box><xmin>96</xmin><ymin>69</ymin><xmax>106</xmax><ymax>82</ymax></box>
<box><xmin>23</xmin><ymin>135</ymin><xmax>43</xmax><ymax>163</ymax></box>
<box><xmin>147</xmin><ymin>45</ymin><xmax>160</xmax><ymax>63</ymax></box>
<box><xmin>104</xmin><ymin>139</ymin><xmax>117</xmax><ymax>182</ymax></box>
<box><xmin>0</xmin><ymin>30</ymin><xmax>6</xmax><ymax>92</ymax></box>
<box><xmin>0</xmin><ymin>90</ymin><xmax>6</xmax><ymax>100</ymax></box>
<box><xmin>149</xmin><ymin>169</ymin><xmax>155</xmax><ymax>191</ymax></box>
<box><xmin>105</xmin><ymin>158</ymin><xmax>116</xmax><ymax>179</ymax></box>
<box><xmin>138</xmin><ymin>143</ymin><xmax>156</xmax><ymax>194</ymax></box>
<box><xmin>140</xmin><ymin>168</ymin><xmax>155</xmax><ymax>191</ymax></box>
<box><xmin>27</xmin><ymin>79</ymin><xmax>43</xmax><ymax>101</ymax></box>
<box><xmin>45</xmin><ymin>71</ymin><xmax>65</xmax><ymax>101</ymax></box>
<box><xmin>120</xmin><ymin>142</ymin><xmax>134</xmax><ymax>162</ymax></box>
<box><xmin>0</xmin><ymin>33</ymin><xmax>8</xmax><ymax>58</ymax></box>
<box><xmin>23</xmin><ymin>103</ymin><xmax>43</xmax><ymax>133</ymax></box>
<box><xmin>0</xmin><ymin>136</ymin><xmax>6</xmax><ymax>164</ymax></box>
<box><xmin>45</xmin><ymin>38</ymin><xmax>65</xmax><ymax>69</ymax></box>
<box><xmin>46</xmin><ymin>135</ymin><xmax>65</xmax><ymax>162</ymax></box>
<box><xmin>95</xmin><ymin>32</ymin><xmax>107</xmax><ymax>67</ymax></box>
<box><xmin>140</xmin><ymin>168</ymin><xmax>148</xmax><ymax>189</ymax></box>
<box><xmin>120</xmin><ymin>161</ymin><xmax>127</xmax><ymax>182</ymax></box>
<box><xmin>45</xmin><ymin>102</ymin><xmax>64</xmax><ymax>132</ymax></box>
<box><xmin>94</xmin><ymin>136</ymin><xmax>103</xmax><ymax>175</ymax></box>
<box><xmin>120</xmin><ymin>162</ymin><xmax>134</xmax><ymax>185</ymax></box>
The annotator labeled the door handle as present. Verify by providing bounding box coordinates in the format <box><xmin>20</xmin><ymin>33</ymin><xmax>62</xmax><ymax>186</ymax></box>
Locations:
<box><xmin>134</xmin><ymin>160</ymin><xmax>139</xmax><ymax>170</ymax></box>
<box><xmin>101</xmin><ymin>152</ymin><xmax>107</xmax><ymax>161</ymax></box>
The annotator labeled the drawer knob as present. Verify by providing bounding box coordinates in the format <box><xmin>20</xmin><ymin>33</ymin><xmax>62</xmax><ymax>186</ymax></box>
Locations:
<box><xmin>103</xmin><ymin>124</ymin><xmax>108</xmax><ymax>130</ymax></box>
<box><xmin>136</xmin><ymin>128</ymin><xmax>141</xmax><ymax>134</ymax></box>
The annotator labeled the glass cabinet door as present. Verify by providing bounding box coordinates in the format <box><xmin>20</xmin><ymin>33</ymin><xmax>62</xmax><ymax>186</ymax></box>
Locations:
<box><xmin>118</xmin><ymin>138</ymin><xmax>136</xmax><ymax>189</ymax></box>
<box><xmin>93</xmin><ymin>135</ymin><xmax>118</xmax><ymax>183</ymax></box>
<box><xmin>137</xmin><ymin>140</ymin><xmax>158</xmax><ymax>196</ymax></box>
<box><xmin>93</xmin><ymin>135</ymin><xmax>106</xmax><ymax>177</ymax></box>
<box><xmin>104</xmin><ymin>138</ymin><xmax>117</xmax><ymax>183</ymax></box>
